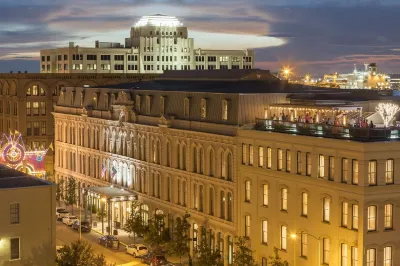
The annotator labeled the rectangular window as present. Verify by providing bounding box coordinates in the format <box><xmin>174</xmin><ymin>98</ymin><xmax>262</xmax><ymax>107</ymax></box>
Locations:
<box><xmin>352</xmin><ymin>160</ymin><xmax>359</xmax><ymax>185</ymax></box>
<box><xmin>302</xmin><ymin>192</ymin><xmax>308</xmax><ymax>216</ymax></box>
<box><xmin>26</xmin><ymin>102</ymin><xmax>31</xmax><ymax>115</ymax></box>
<box><xmin>184</xmin><ymin>98</ymin><xmax>190</xmax><ymax>117</ymax></box>
<box><xmin>323</xmin><ymin>198</ymin><xmax>330</xmax><ymax>222</ymax></box>
<box><xmin>323</xmin><ymin>238</ymin><xmax>330</xmax><ymax>264</ymax></box>
<box><xmin>368</xmin><ymin>160</ymin><xmax>377</xmax><ymax>185</ymax></box>
<box><xmin>114</xmin><ymin>64</ymin><xmax>124</xmax><ymax>70</ymax></box>
<box><xmin>40</xmin><ymin>102</ymin><xmax>46</xmax><ymax>115</ymax></box>
<box><xmin>267</xmin><ymin>147</ymin><xmax>272</xmax><ymax>169</ymax></box>
<box><xmin>33</xmin><ymin>102</ymin><xmax>39</xmax><ymax>115</ymax></box>
<box><xmin>281</xmin><ymin>188</ymin><xmax>288</xmax><ymax>211</ymax></box>
<box><xmin>367</xmin><ymin>205</ymin><xmax>377</xmax><ymax>231</ymax></box>
<box><xmin>200</xmin><ymin>98</ymin><xmax>207</xmax><ymax>119</ymax></box>
<box><xmin>366</xmin><ymin>249</ymin><xmax>376</xmax><ymax>266</ymax></box>
<box><xmin>87</xmin><ymin>54</ymin><xmax>97</xmax><ymax>60</ymax></box>
<box><xmin>242</xmin><ymin>144</ymin><xmax>247</xmax><ymax>165</ymax></box>
<box><xmin>342</xmin><ymin>202</ymin><xmax>348</xmax><ymax>227</ymax></box>
<box><xmin>262</xmin><ymin>220</ymin><xmax>268</xmax><ymax>244</ymax></box>
<box><xmin>245</xmin><ymin>181</ymin><xmax>251</xmax><ymax>202</ymax></box>
<box><xmin>222</xmin><ymin>100</ymin><xmax>228</xmax><ymax>121</ymax></box>
<box><xmin>342</xmin><ymin>158</ymin><xmax>348</xmax><ymax>182</ymax></box>
<box><xmin>286</xmin><ymin>150</ymin><xmax>291</xmax><ymax>172</ymax></box>
<box><xmin>114</xmin><ymin>55</ymin><xmax>124</xmax><ymax>61</ymax></box>
<box><xmin>249</xmin><ymin>145</ymin><xmax>254</xmax><ymax>166</ymax></box>
<box><xmin>297</xmin><ymin>151</ymin><xmax>302</xmax><ymax>174</ymax></box>
<box><xmin>101</xmin><ymin>64</ymin><xmax>111</xmax><ymax>70</ymax></box>
<box><xmin>259</xmin><ymin>146</ymin><xmax>264</xmax><ymax>167</ymax></box>
<box><xmin>244</xmin><ymin>215</ymin><xmax>250</xmax><ymax>237</ymax></box>
<box><xmin>385</xmin><ymin>159</ymin><xmax>394</xmax><ymax>184</ymax></box>
<box><xmin>351</xmin><ymin>247</ymin><xmax>358</xmax><ymax>266</ymax></box>
<box><xmin>341</xmin><ymin>243</ymin><xmax>348</xmax><ymax>266</ymax></box>
<box><xmin>10</xmin><ymin>237</ymin><xmax>20</xmax><ymax>260</ymax></box>
<box><xmin>10</xmin><ymin>203</ymin><xmax>19</xmax><ymax>224</ymax></box>
<box><xmin>384</xmin><ymin>246</ymin><xmax>392</xmax><ymax>266</ymax></box>
<box><xmin>352</xmin><ymin>204</ymin><xmax>359</xmax><ymax>230</ymax></box>
<box><xmin>40</xmin><ymin>121</ymin><xmax>46</xmax><ymax>135</ymax></box>
<box><xmin>281</xmin><ymin>225</ymin><xmax>287</xmax><ymax>250</ymax></box>
<box><xmin>384</xmin><ymin>204</ymin><xmax>393</xmax><ymax>230</ymax></box>
<box><xmin>329</xmin><ymin>156</ymin><xmax>334</xmax><ymax>180</ymax></box>
<box><xmin>27</xmin><ymin>122</ymin><xmax>32</xmax><ymax>136</ymax></box>
<box><xmin>277</xmin><ymin>149</ymin><xmax>283</xmax><ymax>171</ymax></box>
<box><xmin>306</xmin><ymin>153</ymin><xmax>311</xmax><ymax>176</ymax></box>
<box><xmin>301</xmin><ymin>232</ymin><xmax>307</xmax><ymax>257</ymax></box>
<box><xmin>319</xmin><ymin>155</ymin><xmax>325</xmax><ymax>178</ymax></box>
<box><xmin>262</xmin><ymin>184</ymin><xmax>268</xmax><ymax>206</ymax></box>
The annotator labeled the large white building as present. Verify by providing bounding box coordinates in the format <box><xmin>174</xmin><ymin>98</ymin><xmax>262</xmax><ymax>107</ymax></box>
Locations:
<box><xmin>40</xmin><ymin>14</ymin><xmax>254</xmax><ymax>74</ymax></box>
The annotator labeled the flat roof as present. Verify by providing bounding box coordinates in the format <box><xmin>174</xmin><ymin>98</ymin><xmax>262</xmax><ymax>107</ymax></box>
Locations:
<box><xmin>0</xmin><ymin>164</ymin><xmax>52</xmax><ymax>189</ymax></box>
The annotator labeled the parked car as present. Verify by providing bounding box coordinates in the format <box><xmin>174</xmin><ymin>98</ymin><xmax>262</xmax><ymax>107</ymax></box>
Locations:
<box><xmin>72</xmin><ymin>220</ymin><xmax>92</xmax><ymax>232</ymax></box>
<box><xmin>141</xmin><ymin>253</ymin><xmax>168</xmax><ymax>265</ymax></box>
<box><xmin>125</xmin><ymin>244</ymin><xmax>148</xmax><ymax>257</ymax></box>
<box><xmin>62</xmin><ymin>215</ymin><xmax>78</xmax><ymax>226</ymax></box>
<box><xmin>57</xmin><ymin>210</ymin><xmax>70</xmax><ymax>221</ymax></box>
<box><xmin>56</xmin><ymin>207</ymin><xmax>65</xmax><ymax>213</ymax></box>
<box><xmin>98</xmin><ymin>235</ymin><xmax>119</xmax><ymax>248</ymax></box>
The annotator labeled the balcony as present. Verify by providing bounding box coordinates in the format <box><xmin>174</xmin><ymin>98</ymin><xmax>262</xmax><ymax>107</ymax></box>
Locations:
<box><xmin>255</xmin><ymin>119</ymin><xmax>400</xmax><ymax>142</ymax></box>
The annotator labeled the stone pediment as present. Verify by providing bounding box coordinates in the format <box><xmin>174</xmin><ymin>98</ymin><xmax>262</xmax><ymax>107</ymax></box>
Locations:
<box><xmin>115</xmin><ymin>91</ymin><xmax>134</xmax><ymax>105</ymax></box>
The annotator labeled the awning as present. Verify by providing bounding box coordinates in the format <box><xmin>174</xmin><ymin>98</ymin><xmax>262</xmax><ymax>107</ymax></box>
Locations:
<box><xmin>85</xmin><ymin>186</ymin><xmax>138</xmax><ymax>201</ymax></box>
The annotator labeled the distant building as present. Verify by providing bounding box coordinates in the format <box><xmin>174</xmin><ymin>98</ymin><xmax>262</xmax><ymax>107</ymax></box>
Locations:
<box><xmin>40</xmin><ymin>14</ymin><xmax>254</xmax><ymax>74</ymax></box>
<box><xmin>0</xmin><ymin>164</ymin><xmax>55</xmax><ymax>265</ymax></box>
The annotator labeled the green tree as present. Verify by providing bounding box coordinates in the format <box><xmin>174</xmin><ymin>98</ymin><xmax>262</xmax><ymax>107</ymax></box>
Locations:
<box><xmin>168</xmin><ymin>213</ymin><xmax>191</xmax><ymax>264</ymax></box>
<box><xmin>268</xmin><ymin>247</ymin><xmax>289</xmax><ymax>266</ymax></box>
<box><xmin>65</xmin><ymin>177</ymin><xmax>77</xmax><ymax>214</ymax></box>
<box><xmin>195</xmin><ymin>227</ymin><xmax>223</xmax><ymax>266</ymax></box>
<box><xmin>123</xmin><ymin>202</ymin><xmax>145</xmax><ymax>244</ymax></box>
<box><xmin>232</xmin><ymin>236</ymin><xmax>257</xmax><ymax>266</ymax></box>
<box><xmin>56</xmin><ymin>240</ymin><xmax>116</xmax><ymax>266</ymax></box>
<box><xmin>56</xmin><ymin>179</ymin><xmax>64</xmax><ymax>207</ymax></box>
<box><xmin>144</xmin><ymin>213</ymin><xmax>170</xmax><ymax>252</ymax></box>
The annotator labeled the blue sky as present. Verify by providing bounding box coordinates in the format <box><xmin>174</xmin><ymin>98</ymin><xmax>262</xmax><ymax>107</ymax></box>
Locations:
<box><xmin>1</xmin><ymin>0</ymin><xmax>400</xmax><ymax>75</ymax></box>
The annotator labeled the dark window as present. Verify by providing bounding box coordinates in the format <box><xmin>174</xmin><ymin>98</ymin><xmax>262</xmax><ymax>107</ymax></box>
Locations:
<box><xmin>114</xmin><ymin>64</ymin><xmax>124</xmax><ymax>70</ymax></box>
<box><xmin>46</xmin><ymin>56</ymin><xmax>50</xmax><ymax>61</ymax></box>
<box><xmin>208</xmin><ymin>56</ymin><xmax>217</xmax><ymax>62</ymax></box>
<box><xmin>57</xmin><ymin>55</ymin><xmax>62</xmax><ymax>61</ymax></box>
<box><xmin>27</xmin><ymin>122</ymin><xmax>32</xmax><ymax>135</ymax></box>
<box><xmin>33</xmin><ymin>121</ymin><xmax>40</xmax><ymax>135</ymax></box>
<box><xmin>128</xmin><ymin>55</ymin><xmax>137</xmax><ymax>61</ymax></box>
<box><xmin>41</xmin><ymin>121</ymin><xmax>46</xmax><ymax>135</ymax></box>
<box><xmin>10</xmin><ymin>203</ymin><xmax>19</xmax><ymax>224</ymax></box>
<box><xmin>101</xmin><ymin>55</ymin><xmax>111</xmax><ymax>61</ymax></box>
<box><xmin>41</xmin><ymin>56</ymin><xmax>45</xmax><ymax>62</ymax></box>
<box><xmin>87</xmin><ymin>54</ymin><xmax>97</xmax><ymax>60</ymax></box>
<box><xmin>10</xmin><ymin>238</ymin><xmax>19</xmax><ymax>260</ymax></box>
<box><xmin>128</xmin><ymin>65</ymin><xmax>138</xmax><ymax>70</ymax></box>
<box><xmin>72</xmin><ymin>54</ymin><xmax>83</xmax><ymax>60</ymax></box>
<box><xmin>64</xmin><ymin>55</ymin><xmax>68</xmax><ymax>60</ymax></box>
<box><xmin>114</xmin><ymin>55</ymin><xmax>124</xmax><ymax>61</ymax></box>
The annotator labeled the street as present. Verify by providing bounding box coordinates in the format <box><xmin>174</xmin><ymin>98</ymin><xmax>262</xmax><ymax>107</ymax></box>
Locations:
<box><xmin>56</xmin><ymin>221</ymin><xmax>144</xmax><ymax>266</ymax></box>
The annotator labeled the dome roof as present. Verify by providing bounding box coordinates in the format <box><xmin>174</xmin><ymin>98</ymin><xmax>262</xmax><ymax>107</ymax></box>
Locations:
<box><xmin>134</xmin><ymin>14</ymin><xmax>183</xmax><ymax>27</ymax></box>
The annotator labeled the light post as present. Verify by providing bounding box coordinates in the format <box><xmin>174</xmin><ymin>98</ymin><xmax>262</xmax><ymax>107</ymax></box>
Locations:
<box><xmin>291</xmin><ymin>232</ymin><xmax>321</xmax><ymax>266</ymax></box>
<box><xmin>290</xmin><ymin>234</ymin><xmax>297</xmax><ymax>266</ymax></box>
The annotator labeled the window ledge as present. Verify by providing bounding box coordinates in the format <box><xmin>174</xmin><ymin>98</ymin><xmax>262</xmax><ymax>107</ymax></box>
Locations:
<box><xmin>300</xmin><ymin>215</ymin><xmax>308</xmax><ymax>219</ymax></box>
<box><xmin>367</xmin><ymin>230</ymin><xmax>378</xmax><ymax>233</ymax></box>
<box><xmin>261</xmin><ymin>205</ymin><xmax>268</xmax><ymax>208</ymax></box>
<box><xmin>261</xmin><ymin>242</ymin><xmax>268</xmax><ymax>246</ymax></box>
<box><xmin>322</xmin><ymin>221</ymin><xmax>330</xmax><ymax>225</ymax></box>
<box><xmin>300</xmin><ymin>256</ymin><xmax>308</xmax><ymax>260</ymax></box>
<box><xmin>280</xmin><ymin>210</ymin><xmax>288</xmax><ymax>213</ymax></box>
<box><xmin>384</xmin><ymin>228</ymin><xmax>394</xmax><ymax>232</ymax></box>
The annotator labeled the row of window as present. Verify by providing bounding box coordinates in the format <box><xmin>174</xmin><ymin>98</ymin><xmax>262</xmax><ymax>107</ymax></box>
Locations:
<box><xmin>0</xmin><ymin>119</ymin><xmax>16</xmax><ymax>134</ymax></box>
<box><xmin>242</xmin><ymin>145</ymin><xmax>396</xmax><ymax>185</ymax></box>
<box><xmin>26</xmin><ymin>102</ymin><xmax>46</xmax><ymax>116</ymax></box>
<box><xmin>0</xmin><ymin>100</ymin><xmax>17</xmax><ymax>115</ymax></box>
<box><xmin>26</xmin><ymin>121</ymin><xmax>46</xmax><ymax>136</ymax></box>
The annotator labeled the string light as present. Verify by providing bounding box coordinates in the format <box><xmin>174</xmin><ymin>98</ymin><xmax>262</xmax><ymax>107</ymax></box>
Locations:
<box><xmin>376</xmin><ymin>103</ymin><xmax>400</xmax><ymax>127</ymax></box>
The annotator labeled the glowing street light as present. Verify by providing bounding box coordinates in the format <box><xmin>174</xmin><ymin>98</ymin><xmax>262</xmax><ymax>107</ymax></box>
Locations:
<box><xmin>281</xmin><ymin>67</ymin><xmax>292</xmax><ymax>80</ymax></box>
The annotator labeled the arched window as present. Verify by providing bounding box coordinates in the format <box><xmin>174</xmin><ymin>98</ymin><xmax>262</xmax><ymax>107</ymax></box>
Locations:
<box><xmin>182</xmin><ymin>145</ymin><xmax>187</xmax><ymax>170</ymax></box>
<box><xmin>104</xmin><ymin>93</ymin><xmax>109</xmax><ymax>109</ymax></box>
<box><xmin>245</xmin><ymin>181</ymin><xmax>251</xmax><ymax>202</ymax></box>
<box><xmin>199</xmin><ymin>185</ymin><xmax>204</xmax><ymax>212</ymax></box>
<box><xmin>92</xmin><ymin>93</ymin><xmax>98</xmax><ymax>107</ymax></box>
<box><xmin>193</xmin><ymin>146</ymin><xmax>197</xmax><ymax>172</ymax></box>
<box><xmin>166</xmin><ymin>142</ymin><xmax>171</xmax><ymax>167</ymax></box>
<box><xmin>26</xmin><ymin>87</ymin><xmax>31</xmax><ymax>96</ymax></box>
<box><xmin>209</xmin><ymin>149</ymin><xmax>215</xmax><ymax>177</ymax></box>
<box><xmin>177</xmin><ymin>143</ymin><xmax>180</xmax><ymax>169</ymax></box>
<box><xmin>199</xmin><ymin>147</ymin><xmax>204</xmax><ymax>174</ymax></box>
<box><xmin>220</xmin><ymin>191</ymin><xmax>225</xmax><ymax>219</ymax></box>
<box><xmin>227</xmin><ymin>152</ymin><xmax>232</xmax><ymax>181</ymax></box>
<box><xmin>140</xmin><ymin>204</ymin><xmax>149</xmax><ymax>226</ymax></box>
<box><xmin>209</xmin><ymin>187</ymin><xmax>214</xmax><ymax>215</ymax></box>
<box><xmin>183</xmin><ymin>180</ymin><xmax>187</xmax><ymax>206</ymax></box>
<box><xmin>227</xmin><ymin>192</ymin><xmax>232</xmax><ymax>221</ymax></box>
<box><xmin>221</xmin><ymin>151</ymin><xmax>226</xmax><ymax>178</ymax></box>
<box><xmin>32</xmin><ymin>85</ymin><xmax>38</xmax><ymax>96</ymax></box>
<box><xmin>156</xmin><ymin>140</ymin><xmax>161</xmax><ymax>164</ymax></box>
<box><xmin>166</xmin><ymin>176</ymin><xmax>171</xmax><ymax>201</ymax></box>
<box><xmin>40</xmin><ymin>87</ymin><xmax>45</xmax><ymax>96</ymax></box>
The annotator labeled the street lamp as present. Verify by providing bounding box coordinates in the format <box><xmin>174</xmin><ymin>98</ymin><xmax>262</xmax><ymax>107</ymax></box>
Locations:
<box><xmin>281</xmin><ymin>67</ymin><xmax>291</xmax><ymax>80</ymax></box>
<box><xmin>292</xmin><ymin>232</ymin><xmax>321</xmax><ymax>266</ymax></box>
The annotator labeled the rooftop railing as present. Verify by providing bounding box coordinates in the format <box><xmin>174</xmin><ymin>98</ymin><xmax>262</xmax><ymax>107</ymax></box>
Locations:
<box><xmin>255</xmin><ymin>119</ymin><xmax>400</xmax><ymax>142</ymax></box>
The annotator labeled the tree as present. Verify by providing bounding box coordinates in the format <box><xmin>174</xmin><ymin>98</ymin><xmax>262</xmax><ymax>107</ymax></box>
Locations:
<box><xmin>168</xmin><ymin>213</ymin><xmax>191</xmax><ymax>264</ymax></box>
<box><xmin>123</xmin><ymin>201</ymin><xmax>145</xmax><ymax>243</ymax></box>
<box><xmin>65</xmin><ymin>177</ymin><xmax>77</xmax><ymax>214</ymax></box>
<box><xmin>232</xmin><ymin>236</ymin><xmax>257</xmax><ymax>266</ymax></box>
<box><xmin>268</xmin><ymin>247</ymin><xmax>289</xmax><ymax>266</ymax></box>
<box><xmin>143</xmin><ymin>213</ymin><xmax>170</xmax><ymax>252</ymax></box>
<box><xmin>56</xmin><ymin>239</ymin><xmax>116</xmax><ymax>266</ymax></box>
<box><xmin>376</xmin><ymin>102</ymin><xmax>400</xmax><ymax>127</ymax></box>
<box><xmin>56</xmin><ymin>179</ymin><xmax>64</xmax><ymax>207</ymax></box>
<box><xmin>195</xmin><ymin>227</ymin><xmax>223</xmax><ymax>266</ymax></box>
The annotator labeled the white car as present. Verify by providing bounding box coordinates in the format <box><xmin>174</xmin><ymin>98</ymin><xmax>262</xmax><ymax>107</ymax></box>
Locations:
<box><xmin>125</xmin><ymin>244</ymin><xmax>148</xmax><ymax>257</ymax></box>
<box><xmin>62</xmin><ymin>215</ymin><xmax>78</xmax><ymax>226</ymax></box>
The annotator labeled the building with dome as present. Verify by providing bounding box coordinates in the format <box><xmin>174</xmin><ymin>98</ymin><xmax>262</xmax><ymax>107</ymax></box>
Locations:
<box><xmin>40</xmin><ymin>14</ymin><xmax>254</xmax><ymax>74</ymax></box>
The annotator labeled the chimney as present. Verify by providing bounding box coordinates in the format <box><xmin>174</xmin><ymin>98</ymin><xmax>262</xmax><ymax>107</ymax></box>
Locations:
<box><xmin>69</xmin><ymin>42</ymin><xmax>75</xmax><ymax>48</ymax></box>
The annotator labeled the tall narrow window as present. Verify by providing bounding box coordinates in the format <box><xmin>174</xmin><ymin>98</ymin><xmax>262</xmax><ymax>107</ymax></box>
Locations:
<box><xmin>136</xmin><ymin>95</ymin><xmax>141</xmax><ymax>112</ymax></box>
<box><xmin>220</xmin><ymin>191</ymin><xmax>225</xmax><ymax>219</ymax></box>
<box><xmin>329</xmin><ymin>156</ymin><xmax>334</xmax><ymax>180</ymax></box>
<box><xmin>249</xmin><ymin>145</ymin><xmax>254</xmax><ymax>166</ymax></box>
<box><xmin>10</xmin><ymin>237</ymin><xmax>20</xmax><ymax>260</ymax></box>
<box><xmin>200</xmin><ymin>98</ymin><xmax>207</xmax><ymax>118</ymax></box>
<box><xmin>342</xmin><ymin>158</ymin><xmax>348</xmax><ymax>183</ymax></box>
<box><xmin>227</xmin><ymin>192</ymin><xmax>232</xmax><ymax>221</ymax></box>
<box><xmin>222</xmin><ymin>100</ymin><xmax>228</xmax><ymax>120</ymax></box>
<box><xmin>209</xmin><ymin>149</ymin><xmax>215</xmax><ymax>177</ymax></box>
<box><xmin>242</xmin><ymin>144</ymin><xmax>248</xmax><ymax>164</ymax></box>
<box><xmin>160</xmin><ymin>96</ymin><xmax>165</xmax><ymax>116</ymax></box>
<box><xmin>384</xmin><ymin>246</ymin><xmax>392</xmax><ymax>266</ymax></box>
<box><xmin>184</xmin><ymin>97</ymin><xmax>190</xmax><ymax>117</ymax></box>
<box><xmin>367</xmin><ymin>205</ymin><xmax>377</xmax><ymax>231</ymax></box>
<box><xmin>281</xmin><ymin>225</ymin><xmax>287</xmax><ymax>250</ymax></box>
<box><xmin>166</xmin><ymin>142</ymin><xmax>171</xmax><ymax>167</ymax></box>
<box><xmin>368</xmin><ymin>160</ymin><xmax>377</xmax><ymax>185</ymax></box>
<box><xmin>323</xmin><ymin>198</ymin><xmax>331</xmax><ymax>222</ymax></box>
<box><xmin>366</xmin><ymin>249</ymin><xmax>376</xmax><ymax>266</ymax></box>
<box><xmin>323</xmin><ymin>238</ymin><xmax>330</xmax><ymax>264</ymax></box>
<box><xmin>306</xmin><ymin>152</ymin><xmax>311</xmax><ymax>176</ymax></box>
<box><xmin>209</xmin><ymin>187</ymin><xmax>214</xmax><ymax>215</ymax></box>
<box><xmin>351</xmin><ymin>247</ymin><xmax>358</xmax><ymax>266</ymax></box>
<box><xmin>277</xmin><ymin>149</ymin><xmax>283</xmax><ymax>171</ymax></box>
<box><xmin>352</xmin><ymin>160</ymin><xmax>359</xmax><ymax>185</ymax></box>
<box><xmin>245</xmin><ymin>181</ymin><xmax>251</xmax><ymax>202</ymax></box>
<box><xmin>342</xmin><ymin>202</ymin><xmax>348</xmax><ymax>227</ymax></box>
<box><xmin>385</xmin><ymin>159</ymin><xmax>394</xmax><ymax>184</ymax></box>
<box><xmin>262</xmin><ymin>184</ymin><xmax>268</xmax><ymax>206</ymax></box>
<box><xmin>199</xmin><ymin>185</ymin><xmax>204</xmax><ymax>212</ymax></box>
<box><xmin>10</xmin><ymin>202</ymin><xmax>20</xmax><ymax>224</ymax></box>
<box><xmin>297</xmin><ymin>151</ymin><xmax>302</xmax><ymax>174</ymax></box>
<box><xmin>352</xmin><ymin>204</ymin><xmax>359</xmax><ymax>230</ymax></box>
<box><xmin>193</xmin><ymin>184</ymin><xmax>198</xmax><ymax>209</ymax></box>
<box><xmin>384</xmin><ymin>204</ymin><xmax>393</xmax><ymax>230</ymax></box>
<box><xmin>244</xmin><ymin>215</ymin><xmax>250</xmax><ymax>237</ymax></box>
<box><xmin>262</xmin><ymin>220</ymin><xmax>268</xmax><ymax>244</ymax></box>
<box><xmin>301</xmin><ymin>232</ymin><xmax>307</xmax><ymax>257</ymax></box>
<box><xmin>183</xmin><ymin>181</ymin><xmax>187</xmax><ymax>206</ymax></box>
<box><xmin>192</xmin><ymin>147</ymin><xmax>197</xmax><ymax>172</ymax></box>
<box><xmin>319</xmin><ymin>155</ymin><xmax>325</xmax><ymax>178</ymax></box>
<box><xmin>302</xmin><ymin>192</ymin><xmax>308</xmax><ymax>216</ymax></box>
<box><xmin>341</xmin><ymin>243</ymin><xmax>348</xmax><ymax>266</ymax></box>
<box><xmin>259</xmin><ymin>146</ymin><xmax>264</xmax><ymax>167</ymax></box>
<box><xmin>286</xmin><ymin>150</ymin><xmax>291</xmax><ymax>172</ymax></box>
<box><xmin>146</xmin><ymin>95</ymin><xmax>151</xmax><ymax>114</ymax></box>
<box><xmin>267</xmin><ymin>147</ymin><xmax>272</xmax><ymax>169</ymax></box>
<box><xmin>281</xmin><ymin>188</ymin><xmax>288</xmax><ymax>211</ymax></box>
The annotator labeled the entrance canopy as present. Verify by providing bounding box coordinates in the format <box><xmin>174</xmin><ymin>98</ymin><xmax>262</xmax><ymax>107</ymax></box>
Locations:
<box><xmin>85</xmin><ymin>186</ymin><xmax>138</xmax><ymax>202</ymax></box>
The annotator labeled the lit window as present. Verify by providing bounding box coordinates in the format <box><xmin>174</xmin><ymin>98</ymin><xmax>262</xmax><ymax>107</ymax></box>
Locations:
<box><xmin>267</xmin><ymin>147</ymin><xmax>272</xmax><ymax>169</ymax></box>
<box><xmin>244</xmin><ymin>215</ymin><xmax>250</xmax><ymax>237</ymax></box>
<box><xmin>352</xmin><ymin>204</ymin><xmax>359</xmax><ymax>230</ymax></box>
<box><xmin>249</xmin><ymin>145</ymin><xmax>254</xmax><ymax>166</ymax></box>
<box><xmin>259</xmin><ymin>146</ymin><xmax>264</xmax><ymax>167</ymax></box>
<box><xmin>200</xmin><ymin>98</ymin><xmax>207</xmax><ymax>118</ymax></box>
<box><xmin>281</xmin><ymin>188</ymin><xmax>288</xmax><ymax>211</ymax></box>
<box><xmin>297</xmin><ymin>151</ymin><xmax>302</xmax><ymax>174</ymax></box>
<box><xmin>366</xmin><ymin>248</ymin><xmax>376</xmax><ymax>266</ymax></box>
<box><xmin>281</xmin><ymin>225</ymin><xmax>287</xmax><ymax>250</ymax></box>
<box><xmin>341</xmin><ymin>243</ymin><xmax>348</xmax><ymax>266</ymax></box>
<box><xmin>351</xmin><ymin>247</ymin><xmax>358</xmax><ymax>266</ymax></box>
<box><xmin>384</xmin><ymin>246</ymin><xmax>392</xmax><ymax>266</ymax></box>
<box><xmin>319</xmin><ymin>155</ymin><xmax>325</xmax><ymax>178</ymax></box>
<box><xmin>329</xmin><ymin>156</ymin><xmax>334</xmax><ymax>180</ymax></box>
<box><xmin>352</xmin><ymin>160</ymin><xmax>359</xmax><ymax>185</ymax></box>
<box><xmin>342</xmin><ymin>158</ymin><xmax>348</xmax><ymax>182</ymax></box>
<box><xmin>245</xmin><ymin>181</ymin><xmax>251</xmax><ymax>202</ymax></box>
<box><xmin>301</xmin><ymin>232</ymin><xmax>307</xmax><ymax>257</ymax></box>
<box><xmin>342</xmin><ymin>202</ymin><xmax>348</xmax><ymax>227</ymax></box>
<box><xmin>306</xmin><ymin>153</ymin><xmax>311</xmax><ymax>176</ymax></box>
<box><xmin>368</xmin><ymin>160</ymin><xmax>377</xmax><ymax>185</ymax></box>
<box><xmin>277</xmin><ymin>149</ymin><xmax>283</xmax><ymax>171</ymax></box>
<box><xmin>302</xmin><ymin>192</ymin><xmax>308</xmax><ymax>216</ymax></box>
<box><xmin>323</xmin><ymin>238</ymin><xmax>330</xmax><ymax>264</ymax></box>
<box><xmin>323</xmin><ymin>198</ymin><xmax>330</xmax><ymax>222</ymax></box>
<box><xmin>384</xmin><ymin>204</ymin><xmax>393</xmax><ymax>230</ymax></box>
<box><xmin>222</xmin><ymin>100</ymin><xmax>228</xmax><ymax>121</ymax></box>
<box><xmin>286</xmin><ymin>150</ymin><xmax>291</xmax><ymax>172</ymax></box>
<box><xmin>242</xmin><ymin>144</ymin><xmax>248</xmax><ymax>164</ymax></box>
<box><xmin>262</xmin><ymin>184</ymin><xmax>268</xmax><ymax>206</ymax></box>
<box><xmin>367</xmin><ymin>205</ymin><xmax>377</xmax><ymax>231</ymax></box>
<box><xmin>385</xmin><ymin>159</ymin><xmax>394</xmax><ymax>184</ymax></box>
<box><xmin>262</xmin><ymin>220</ymin><xmax>268</xmax><ymax>244</ymax></box>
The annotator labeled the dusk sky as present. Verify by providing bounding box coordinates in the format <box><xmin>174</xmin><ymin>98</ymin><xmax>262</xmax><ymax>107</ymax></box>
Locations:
<box><xmin>1</xmin><ymin>0</ymin><xmax>400</xmax><ymax>75</ymax></box>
